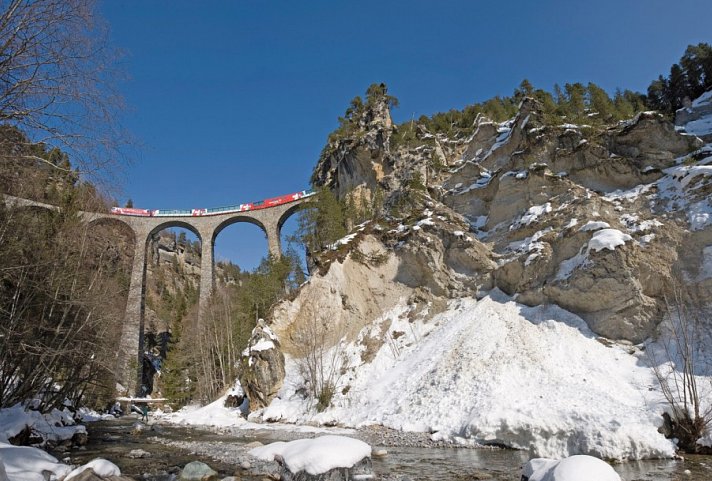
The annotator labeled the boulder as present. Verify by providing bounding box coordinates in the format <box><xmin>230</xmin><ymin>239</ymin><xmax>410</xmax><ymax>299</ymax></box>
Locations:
<box><xmin>179</xmin><ymin>461</ymin><xmax>219</xmax><ymax>481</ymax></box>
<box><xmin>239</xmin><ymin>320</ymin><xmax>285</xmax><ymax>410</ymax></box>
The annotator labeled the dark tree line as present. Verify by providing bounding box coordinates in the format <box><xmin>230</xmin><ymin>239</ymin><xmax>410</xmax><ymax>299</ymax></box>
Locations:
<box><xmin>647</xmin><ymin>43</ymin><xmax>712</xmax><ymax>114</ymax></box>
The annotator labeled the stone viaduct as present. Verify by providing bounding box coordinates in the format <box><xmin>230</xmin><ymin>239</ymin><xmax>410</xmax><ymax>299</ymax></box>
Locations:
<box><xmin>4</xmin><ymin>194</ymin><xmax>312</xmax><ymax>395</ymax></box>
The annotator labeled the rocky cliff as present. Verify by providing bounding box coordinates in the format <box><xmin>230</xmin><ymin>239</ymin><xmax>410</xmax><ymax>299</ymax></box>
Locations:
<box><xmin>241</xmin><ymin>89</ymin><xmax>712</xmax><ymax>456</ymax></box>
<box><xmin>275</xmin><ymin>93</ymin><xmax>709</xmax><ymax>348</ymax></box>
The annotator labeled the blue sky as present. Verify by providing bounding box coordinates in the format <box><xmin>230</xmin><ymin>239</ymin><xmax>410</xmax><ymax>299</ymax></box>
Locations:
<box><xmin>101</xmin><ymin>0</ymin><xmax>712</xmax><ymax>269</ymax></box>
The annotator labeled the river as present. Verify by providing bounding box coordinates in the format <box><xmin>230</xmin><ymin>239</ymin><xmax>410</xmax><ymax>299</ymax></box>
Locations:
<box><xmin>59</xmin><ymin>417</ymin><xmax>712</xmax><ymax>480</ymax></box>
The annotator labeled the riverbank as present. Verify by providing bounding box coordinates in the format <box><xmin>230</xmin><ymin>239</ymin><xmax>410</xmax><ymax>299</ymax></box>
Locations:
<box><xmin>60</xmin><ymin>416</ymin><xmax>712</xmax><ymax>481</ymax></box>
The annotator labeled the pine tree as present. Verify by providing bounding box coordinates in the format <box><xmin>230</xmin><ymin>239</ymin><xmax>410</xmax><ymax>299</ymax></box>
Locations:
<box><xmin>564</xmin><ymin>82</ymin><xmax>586</xmax><ymax>123</ymax></box>
<box><xmin>586</xmin><ymin>83</ymin><xmax>615</xmax><ymax>123</ymax></box>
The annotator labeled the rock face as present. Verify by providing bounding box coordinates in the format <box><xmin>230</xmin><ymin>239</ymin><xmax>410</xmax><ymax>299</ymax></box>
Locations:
<box><xmin>312</xmin><ymin>89</ymin><xmax>394</xmax><ymax>202</ymax></box>
<box><xmin>239</xmin><ymin>320</ymin><xmax>285</xmax><ymax>410</ymax></box>
<box><xmin>281</xmin><ymin>95</ymin><xmax>712</xmax><ymax>352</ymax></box>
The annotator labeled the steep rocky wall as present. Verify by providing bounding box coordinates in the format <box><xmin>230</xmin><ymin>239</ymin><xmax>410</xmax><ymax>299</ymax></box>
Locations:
<box><xmin>297</xmin><ymin>96</ymin><xmax>711</xmax><ymax>347</ymax></box>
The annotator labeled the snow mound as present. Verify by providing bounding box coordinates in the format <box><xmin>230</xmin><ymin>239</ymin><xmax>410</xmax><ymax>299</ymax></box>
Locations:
<box><xmin>250</xmin><ymin>435</ymin><xmax>371</xmax><ymax>476</ymax></box>
<box><xmin>165</xmin><ymin>389</ymin><xmax>247</xmax><ymax>428</ymax></box>
<box><xmin>523</xmin><ymin>455</ymin><xmax>620</xmax><ymax>481</ymax></box>
<box><xmin>0</xmin><ymin>443</ymin><xmax>71</xmax><ymax>481</ymax></box>
<box><xmin>65</xmin><ymin>458</ymin><xmax>120</xmax><ymax>480</ymax></box>
<box><xmin>0</xmin><ymin>404</ymin><xmax>86</xmax><ymax>445</ymax></box>
<box><xmin>265</xmin><ymin>292</ymin><xmax>675</xmax><ymax>460</ymax></box>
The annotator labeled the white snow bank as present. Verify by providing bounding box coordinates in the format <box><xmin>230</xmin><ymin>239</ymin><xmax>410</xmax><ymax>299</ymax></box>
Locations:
<box><xmin>65</xmin><ymin>458</ymin><xmax>120</xmax><ymax>480</ymax></box>
<box><xmin>523</xmin><ymin>455</ymin><xmax>620</xmax><ymax>481</ymax></box>
<box><xmin>587</xmin><ymin>229</ymin><xmax>632</xmax><ymax>252</ymax></box>
<box><xmin>264</xmin><ymin>292</ymin><xmax>676</xmax><ymax>460</ymax></box>
<box><xmin>0</xmin><ymin>404</ymin><xmax>85</xmax><ymax>445</ymax></box>
<box><xmin>165</xmin><ymin>389</ymin><xmax>247</xmax><ymax>428</ymax></box>
<box><xmin>250</xmin><ymin>435</ymin><xmax>371</xmax><ymax>476</ymax></box>
<box><xmin>0</xmin><ymin>443</ymin><xmax>71</xmax><ymax>481</ymax></box>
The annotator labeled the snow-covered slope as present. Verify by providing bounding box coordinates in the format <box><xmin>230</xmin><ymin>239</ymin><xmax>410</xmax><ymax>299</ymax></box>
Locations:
<box><xmin>677</xmin><ymin>89</ymin><xmax>712</xmax><ymax>139</ymax></box>
<box><xmin>262</xmin><ymin>291</ymin><xmax>676</xmax><ymax>460</ymax></box>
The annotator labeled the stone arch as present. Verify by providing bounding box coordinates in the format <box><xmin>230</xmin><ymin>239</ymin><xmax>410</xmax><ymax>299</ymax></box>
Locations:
<box><xmin>148</xmin><ymin>220</ymin><xmax>203</xmax><ymax>243</ymax></box>
<box><xmin>211</xmin><ymin>215</ymin><xmax>268</xmax><ymax>245</ymax></box>
<box><xmin>277</xmin><ymin>201</ymin><xmax>310</xmax><ymax>232</ymax></box>
<box><xmin>211</xmin><ymin>215</ymin><xmax>273</xmax><ymax>272</ymax></box>
<box><xmin>85</xmin><ymin>216</ymin><xmax>136</xmax><ymax>243</ymax></box>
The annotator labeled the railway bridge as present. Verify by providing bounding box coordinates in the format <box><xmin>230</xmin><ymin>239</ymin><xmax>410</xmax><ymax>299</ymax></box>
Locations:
<box><xmin>4</xmin><ymin>193</ymin><xmax>313</xmax><ymax>394</ymax></box>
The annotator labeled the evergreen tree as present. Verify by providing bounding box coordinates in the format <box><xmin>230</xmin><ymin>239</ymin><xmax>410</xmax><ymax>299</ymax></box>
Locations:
<box><xmin>514</xmin><ymin>79</ymin><xmax>535</xmax><ymax>102</ymax></box>
<box><xmin>646</xmin><ymin>42</ymin><xmax>712</xmax><ymax>114</ymax></box>
<box><xmin>293</xmin><ymin>187</ymin><xmax>347</xmax><ymax>254</ymax></box>
<box><xmin>564</xmin><ymin>82</ymin><xmax>586</xmax><ymax>122</ymax></box>
<box><xmin>586</xmin><ymin>83</ymin><xmax>615</xmax><ymax>122</ymax></box>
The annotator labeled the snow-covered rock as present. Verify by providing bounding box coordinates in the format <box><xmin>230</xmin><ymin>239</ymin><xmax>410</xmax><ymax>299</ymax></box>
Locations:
<box><xmin>239</xmin><ymin>319</ymin><xmax>285</xmax><ymax>409</ymax></box>
<box><xmin>64</xmin><ymin>458</ymin><xmax>121</xmax><ymax>480</ymax></box>
<box><xmin>250</xmin><ymin>435</ymin><xmax>372</xmax><ymax>480</ymax></box>
<box><xmin>523</xmin><ymin>455</ymin><xmax>620</xmax><ymax>481</ymax></box>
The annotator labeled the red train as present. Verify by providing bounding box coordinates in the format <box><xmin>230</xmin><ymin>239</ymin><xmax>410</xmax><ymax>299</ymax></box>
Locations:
<box><xmin>110</xmin><ymin>189</ymin><xmax>315</xmax><ymax>217</ymax></box>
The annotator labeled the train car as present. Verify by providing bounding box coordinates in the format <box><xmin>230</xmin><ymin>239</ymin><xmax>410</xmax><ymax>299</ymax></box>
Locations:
<box><xmin>110</xmin><ymin>207</ymin><xmax>154</xmax><ymax>217</ymax></box>
<box><xmin>153</xmin><ymin>209</ymin><xmax>192</xmax><ymax>217</ymax></box>
<box><xmin>109</xmin><ymin>188</ymin><xmax>315</xmax><ymax>217</ymax></box>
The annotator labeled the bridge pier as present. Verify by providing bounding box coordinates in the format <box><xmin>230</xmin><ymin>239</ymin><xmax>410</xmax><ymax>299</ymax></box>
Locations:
<box><xmin>198</xmin><ymin>228</ymin><xmax>215</xmax><ymax>324</ymax></box>
<box><xmin>266</xmin><ymin>223</ymin><xmax>281</xmax><ymax>260</ymax></box>
<box><xmin>118</xmin><ymin>229</ymin><xmax>149</xmax><ymax>396</ymax></box>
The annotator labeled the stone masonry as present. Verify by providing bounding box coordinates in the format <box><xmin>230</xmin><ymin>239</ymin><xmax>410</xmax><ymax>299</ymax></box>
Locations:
<box><xmin>4</xmin><ymin>195</ymin><xmax>310</xmax><ymax>395</ymax></box>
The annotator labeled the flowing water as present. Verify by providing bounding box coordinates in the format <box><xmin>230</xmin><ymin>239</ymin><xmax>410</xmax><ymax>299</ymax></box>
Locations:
<box><xmin>59</xmin><ymin>417</ymin><xmax>712</xmax><ymax>481</ymax></box>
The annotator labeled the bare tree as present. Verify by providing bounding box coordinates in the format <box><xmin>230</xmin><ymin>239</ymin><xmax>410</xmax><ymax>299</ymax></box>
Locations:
<box><xmin>0</xmin><ymin>0</ymin><xmax>125</xmax><ymax>175</ymax></box>
<box><xmin>291</xmin><ymin>309</ymin><xmax>347</xmax><ymax>412</ymax></box>
<box><xmin>648</xmin><ymin>284</ymin><xmax>712</xmax><ymax>452</ymax></box>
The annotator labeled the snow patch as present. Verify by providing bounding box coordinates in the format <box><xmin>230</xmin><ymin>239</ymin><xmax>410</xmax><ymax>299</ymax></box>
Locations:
<box><xmin>514</xmin><ymin>203</ymin><xmax>552</xmax><ymax>228</ymax></box>
<box><xmin>578</xmin><ymin>221</ymin><xmax>610</xmax><ymax>232</ymax></box>
<box><xmin>249</xmin><ymin>435</ymin><xmax>371</xmax><ymax>476</ymax></box>
<box><xmin>587</xmin><ymin>229</ymin><xmax>632</xmax><ymax>252</ymax></box>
